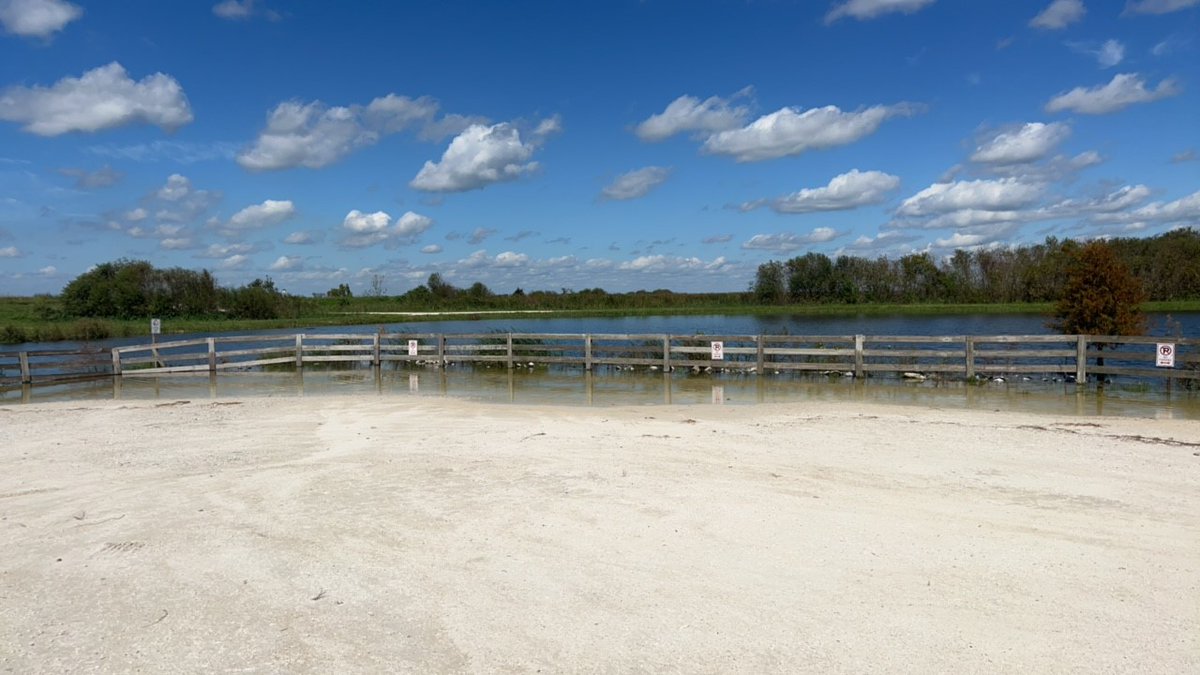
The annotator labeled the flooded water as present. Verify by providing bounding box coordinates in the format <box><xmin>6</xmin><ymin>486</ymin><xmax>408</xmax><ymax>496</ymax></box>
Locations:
<box><xmin>5</xmin><ymin>311</ymin><xmax>1198</xmax><ymax>417</ymax></box>
<box><xmin>6</xmin><ymin>364</ymin><xmax>1199</xmax><ymax>420</ymax></box>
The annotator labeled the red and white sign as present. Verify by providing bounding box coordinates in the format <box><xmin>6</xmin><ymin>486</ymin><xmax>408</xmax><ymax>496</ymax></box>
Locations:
<box><xmin>710</xmin><ymin>341</ymin><xmax>724</xmax><ymax>360</ymax></box>
<box><xmin>407</xmin><ymin>339</ymin><xmax>419</xmax><ymax>356</ymax></box>
<box><xmin>1156</xmin><ymin>343</ymin><xmax>1175</xmax><ymax>368</ymax></box>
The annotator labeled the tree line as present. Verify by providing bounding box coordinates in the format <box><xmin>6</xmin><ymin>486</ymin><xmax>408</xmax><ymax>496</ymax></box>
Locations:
<box><xmin>751</xmin><ymin>228</ymin><xmax>1200</xmax><ymax>305</ymax></box>
<box><xmin>59</xmin><ymin>259</ymin><xmax>302</xmax><ymax>320</ymax></box>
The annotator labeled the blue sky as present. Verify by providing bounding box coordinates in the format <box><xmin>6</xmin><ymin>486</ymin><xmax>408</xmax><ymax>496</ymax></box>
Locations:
<box><xmin>1</xmin><ymin>0</ymin><xmax>1197</xmax><ymax>296</ymax></box>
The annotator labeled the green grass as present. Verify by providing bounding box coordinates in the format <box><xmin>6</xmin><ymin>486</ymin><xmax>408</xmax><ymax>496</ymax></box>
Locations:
<box><xmin>3</xmin><ymin>296</ymin><xmax>1199</xmax><ymax>344</ymax></box>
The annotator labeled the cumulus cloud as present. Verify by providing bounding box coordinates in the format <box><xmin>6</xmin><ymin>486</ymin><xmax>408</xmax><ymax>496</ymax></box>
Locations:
<box><xmin>410</xmin><ymin>119</ymin><xmax>557</xmax><ymax>193</ymax></box>
<box><xmin>1124</xmin><ymin>0</ymin><xmax>1199</xmax><ymax>14</ymax></box>
<box><xmin>420</xmin><ymin>244</ymin><xmax>442</xmax><ymax>254</ymax></box>
<box><xmin>1089</xmin><ymin>189</ymin><xmax>1200</xmax><ymax>225</ymax></box>
<box><xmin>741</xmin><ymin>228</ymin><xmax>842</xmax><ymax>252</ymax></box>
<box><xmin>702</xmin><ymin>104</ymin><xmax>915</xmax><ymax>162</ymax></box>
<box><xmin>742</xmin><ymin>169</ymin><xmax>900</xmax><ymax>214</ymax></box>
<box><xmin>57</xmin><ymin>164</ymin><xmax>122</xmax><ymax>189</ymax></box>
<box><xmin>600</xmin><ymin>166</ymin><xmax>672</xmax><ymax>201</ymax></box>
<box><xmin>1046</xmin><ymin>73</ymin><xmax>1180</xmax><ymax>115</ymax></box>
<box><xmin>0</xmin><ymin>62</ymin><xmax>193</xmax><ymax>136</ymax></box>
<box><xmin>896</xmin><ymin>178</ymin><xmax>1044</xmax><ymax>217</ymax></box>
<box><xmin>1069</xmin><ymin>39</ymin><xmax>1126</xmax><ymax>68</ymax></box>
<box><xmin>224</xmin><ymin>199</ymin><xmax>296</xmax><ymax>232</ymax></box>
<box><xmin>340</xmin><ymin>209</ymin><xmax>433</xmax><ymax>248</ymax></box>
<box><xmin>0</xmin><ymin>0</ymin><xmax>82</xmax><ymax>38</ymax></box>
<box><xmin>138</xmin><ymin>174</ymin><xmax>220</xmax><ymax>225</ymax></box>
<box><xmin>1029</xmin><ymin>0</ymin><xmax>1085</xmax><ymax>29</ymax></box>
<box><xmin>268</xmin><ymin>255</ymin><xmax>303</xmax><ymax>271</ymax></box>
<box><xmin>237</xmin><ymin>95</ymin><xmax>438</xmax><ymax>170</ymax></box>
<box><xmin>970</xmin><ymin>122</ymin><xmax>1071</xmax><ymax>164</ymax></box>
<box><xmin>634</xmin><ymin>91</ymin><xmax>750</xmax><ymax>142</ymax></box>
<box><xmin>0</xmin><ymin>245</ymin><xmax>21</xmax><ymax>257</ymax></box>
<box><xmin>825</xmin><ymin>0</ymin><xmax>936</xmax><ymax>24</ymax></box>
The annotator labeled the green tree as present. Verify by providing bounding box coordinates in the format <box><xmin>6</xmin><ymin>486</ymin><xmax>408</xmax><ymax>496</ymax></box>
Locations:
<box><xmin>1052</xmin><ymin>241</ymin><xmax>1147</xmax><ymax>336</ymax></box>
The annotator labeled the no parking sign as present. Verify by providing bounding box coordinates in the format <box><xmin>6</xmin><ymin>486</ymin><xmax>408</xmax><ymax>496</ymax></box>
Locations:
<box><xmin>1156</xmin><ymin>343</ymin><xmax>1175</xmax><ymax>368</ymax></box>
<box><xmin>710</xmin><ymin>341</ymin><xmax>724</xmax><ymax>360</ymax></box>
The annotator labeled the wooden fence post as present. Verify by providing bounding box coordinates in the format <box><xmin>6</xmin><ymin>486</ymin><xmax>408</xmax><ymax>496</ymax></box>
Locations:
<box><xmin>437</xmin><ymin>334</ymin><xmax>446</xmax><ymax>367</ymax></box>
<box><xmin>853</xmin><ymin>335</ymin><xmax>865</xmax><ymax>379</ymax></box>
<box><xmin>964</xmin><ymin>336</ymin><xmax>975</xmax><ymax>380</ymax></box>
<box><xmin>295</xmin><ymin>334</ymin><xmax>304</xmax><ymax>370</ymax></box>
<box><xmin>1075</xmin><ymin>335</ymin><xmax>1087</xmax><ymax>384</ymax></box>
<box><xmin>111</xmin><ymin>348</ymin><xmax>122</xmax><ymax>376</ymax></box>
<box><xmin>506</xmin><ymin>334</ymin><xmax>514</xmax><ymax>369</ymax></box>
<box><xmin>18</xmin><ymin>351</ymin><xmax>31</xmax><ymax>384</ymax></box>
<box><xmin>207</xmin><ymin>338</ymin><xmax>217</xmax><ymax>373</ymax></box>
<box><xmin>756</xmin><ymin>335</ymin><xmax>764</xmax><ymax>373</ymax></box>
<box><xmin>373</xmin><ymin>333</ymin><xmax>381</xmax><ymax>368</ymax></box>
<box><xmin>584</xmin><ymin>334</ymin><xmax>593</xmax><ymax>371</ymax></box>
<box><xmin>662</xmin><ymin>335</ymin><xmax>671</xmax><ymax>371</ymax></box>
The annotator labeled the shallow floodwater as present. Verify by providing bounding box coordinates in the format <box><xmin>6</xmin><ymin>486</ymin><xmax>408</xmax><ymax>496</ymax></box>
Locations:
<box><xmin>6</xmin><ymin>365</ymin><xmax>1198</xmax><ymax>420</ymax></box>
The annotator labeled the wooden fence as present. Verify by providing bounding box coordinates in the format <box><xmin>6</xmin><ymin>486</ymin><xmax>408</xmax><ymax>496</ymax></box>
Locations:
<box><xmin>5</xmin><ymin>332</ymin><xmax>1197</xmax><ymax>391</ymax></box>
<box><xmin>100</xmin><ymin>332</ymin><xmax>1199</xmax><ymax>384</ymax></box>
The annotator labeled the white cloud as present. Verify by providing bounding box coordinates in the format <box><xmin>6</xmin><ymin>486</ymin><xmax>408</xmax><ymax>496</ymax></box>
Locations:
<box><xmin>0</xmin><ymin>0</ymin><xmax>82</xmax><ymax>38</ymax></box>
<box><xmin>1046</xmin><ymin>73</ymin><xmax>1180</xmax><ymax>114</ymax></box>
<box><xmin>1172</xmin><ymin>149</ymin><xmax>1197</xmax><ymax>163</ymax></box>
<box><xmin>970</xmin><ymin>122</ymin><xmax>1071</xmax><ymax>164</ymax></box>
<box><xmin>1096</xmin><ymin>40</ymin><xmax>1126</xmax><ymax>68</ymax></box>
<box><xmin>494</xmin><ymin>251</ymin><xmax>530</xmax><ymax>267</ymax></box>
<box><xmin>157</xmin><ymin>173</ymin><xmax>192</xmax><ymax>201</ymax></box>
<box><xmin>702</xmin><ymin>104</ymin><xmax>915</xmax><ymax>162</ymax></box>
<box><xmin>160</xmin><ymin>238</ymin><xmax>195</xmax><ymax>250</ymax></box>
<box><xmin>410</xmin><ymin>121</ymin><xmax>553</xmax><ymax>192</ymax></box>
<box><xmin>897</xmin><ymin>178</ymin><xmax>1044</xmax><ymax>217</ymax></box>
<box><xmin>744</xmin><ymin>169</ymin><xmax>900</xmax><ymax>214</ymax></box>
<box><xmin>825</xmin><ymin>0</ymin><xmax>936</xmax><ymax>24</ymax></box>
<box><xmin>219</xmin><ymin>254</ymin><xmax>250</xmax><ymax>270</ymax></box>
<box><xmin>37</xmin><ymin>265</ymin><xmax>56</xmax><ymax>276</ymax></box>
<box><xmin>340</xmin><ymin>209</ymin><xmax>433</xmax><ymax>248</ymax></box>
<box><xmin>1092</xmin><ymin>189</ymin><xmax>1200</xmax><ymax>225</ymax></box>
<box><xmin>617</xmin><ymin>254</ymin><xmax>731</xmax><ymax>273</ymax></box>
<box><xmin>237</xmin><ymin>95</ymin><xmax>438</xmax><ymax>170</ymax></box>
<box><xmin>268</xmin><ymin>255</ymin><xmax>303</xmax><ymax>271</ymax></box>
<box><xmin>741</xmin><ymin>228</ymin><xmax>842</xmax><ymax>252</ymax></box>
<box><xmin>125</xmin><ymin>207</ymin><xmax>148</xmax><ymax>222</ymax></box>
<box><xmin>420</xmin><ymin>244</ymin><xmax>442</xmax><ymax>254</ymax></box>
<box><xmin>226</xmin><ymin>199</ymin><xmax>296</xmax><ymax>231</ymax></box>
<box><xmin>634</xmin><ymin>92</ymin><xmax>750</xmax><ymax>142</ymax></box>
<box><xmin>1030</xmin><ymin>0</ymin><xmax>1085</xmax><ymax>29</ymax></box>
<box><xmin>0</xmin><ymin>62</ymin><xmax>193</xmax><ymax>136</ymax></box>
<box><xmin>87</xmin><ymin>140</ymin><xmax>239</xmax><ymax>164</ymax></box>
<box><xmin>1124</xmin><ymin>0</ymin><xmax>1199</xmax><ymax>14</ymax></box>
<box><xmin>1049</xmin><ymin>185</ymin><xmax>1153</xmax><ymax>214</ymax></box>
<box><xmin>0</xmin><ymin>245</ymin><xmax>21</xmax><ymax>257</ymax></box>
<box><xmin>283</xmin><ymin>230</ymin><xmax>319</xmax><ymax>245</ymax></box>
<box><xmin>600</xmin><ymin>166</ymin><xmax>672</xmax><ymax>201</ymax></box>
<box><xmin>197</xmin><ymin>242</ymin><xmax>258</xmax><ymax>259</ymax></box>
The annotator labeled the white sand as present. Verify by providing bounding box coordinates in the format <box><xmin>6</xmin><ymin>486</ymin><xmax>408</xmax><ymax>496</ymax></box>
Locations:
<box><xmin>1</xmin><ymin>397</ymin><xmax>1197</xmax><ymax>673</ymax></box>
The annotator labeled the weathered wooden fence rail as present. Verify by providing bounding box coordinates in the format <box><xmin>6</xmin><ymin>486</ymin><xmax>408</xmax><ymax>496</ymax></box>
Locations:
<box><xmin>5</xmin><ymin>332</ymin><xmax>1197</xmax><ymax>390</ymax></box>
<box><xmin>0</xmin><ymin>347</ymin><xmax>113</xmax><ymax>387</ymax></box>
<box><xmin>105</xmin><ymin>332</ymin><xmax>1199</xmax><ymax>383</ymax></box>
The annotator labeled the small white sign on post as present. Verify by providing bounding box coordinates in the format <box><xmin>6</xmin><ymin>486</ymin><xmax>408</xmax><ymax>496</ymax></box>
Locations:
<box><xmin>710</xmin><ymin>340</ymin><xmax>724</xmax><ymax>361</ymax></box>
<box><xmin>150</xmin><ymin>318</ymin><xmax>161</xmax><ymax>335</ymax></box>
<box><xmin>407</xmin><ymin>339</ymin><xmax>419</xmax><ymax>357</ymax></box>
<box><xmin>1156</xmin><ymin>343</ymin><xmax>1175</xmax><ymax>368</ymax></box>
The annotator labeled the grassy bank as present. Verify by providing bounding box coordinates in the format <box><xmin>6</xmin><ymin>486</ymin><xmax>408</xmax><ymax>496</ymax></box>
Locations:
<box><xmin>3</xmin><ymin>296</ymin><xmax>1199</xmax><ymax>344</ymax></box>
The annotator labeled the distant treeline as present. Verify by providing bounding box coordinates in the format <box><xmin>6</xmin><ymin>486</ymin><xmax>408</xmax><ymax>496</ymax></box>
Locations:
<box><xmin>751</xmin><ymin>229</ymin><xmax>1200</xmax><ymax>305</ymax></box>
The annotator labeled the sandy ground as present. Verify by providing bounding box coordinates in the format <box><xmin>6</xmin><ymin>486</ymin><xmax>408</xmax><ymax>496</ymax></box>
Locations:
<box><xmin>1</xmin><ymin>397</ymin><xmax>1197</xmax><ymax>674</ymax></box>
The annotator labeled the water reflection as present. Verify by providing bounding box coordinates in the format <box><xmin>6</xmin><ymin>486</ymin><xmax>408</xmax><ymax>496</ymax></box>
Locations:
<box><xmin>5</xmin><ymin>366</ymin><xmax>1198</xmax><ymax>420</ymax></box>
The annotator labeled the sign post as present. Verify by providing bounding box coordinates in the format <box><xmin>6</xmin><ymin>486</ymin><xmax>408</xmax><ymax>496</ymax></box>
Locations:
<box><xmin>1156</xmin><ymin>343</ymin><xmax>1175</xmax><ymax>368</ymax></box>
<box><xmin>710</xmin><ymin>341</ymin><xmax>724</xmax><ymax>361</ymax></box>
<box><xmin>407</xmin><ymin>339</ymin><xmax>419</xmax><ymax>357</ymax></box>
<box><xmin>150</xmin><ymin>318</ymin><xmax>162</xmax><ymax>367</ymax></box>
